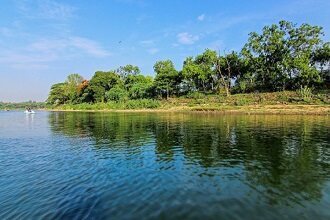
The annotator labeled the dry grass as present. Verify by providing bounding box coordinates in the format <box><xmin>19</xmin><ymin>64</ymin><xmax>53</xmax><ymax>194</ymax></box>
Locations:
<box><xmin>49</xmin><ymin>104</ymin><xmax>330</xmax><ymax>115</ymax></box>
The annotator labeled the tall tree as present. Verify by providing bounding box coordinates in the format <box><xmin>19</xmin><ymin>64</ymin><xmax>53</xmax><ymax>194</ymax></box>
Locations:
<box><xmin>154</xmin><ymin>60</ymin><xmax>180</xmax><ymax>99</ymax></box>
<box><xmin>182</xmin><ymin>49</ymin><xmax>217</xmax><ymax>92</ymax></box>
<box><xmin>242</xmin><ymin>20</ymin><xmax>324</xmax><ymax>91</ymax></box>
<box><xmin>214</xmin><ymin>51</ymin><xmax>242</xmax><ymax>96</ymax></box>
<box><xmin>194</xmin><ymin>49</ymin><xmax>217</xmax><ymax>92</ymax></box>
<box><xmin>182</xmin><ymin>57</ymin><xmax>201</xmax><ymax>92</ymax></box>
<box><xmin>64</xmin><ymin>73</ymin><xmax>84</xmax><ymax>102</ymax></box>
<box><xmin>47</xmin><ymin>83</ymin><xmax>67</xmax><ymax>104</ymax></box>
<box><xmin>66</xmin><ymin>73</ymin><xmax>84</xmax><ymax>87</ymax></box>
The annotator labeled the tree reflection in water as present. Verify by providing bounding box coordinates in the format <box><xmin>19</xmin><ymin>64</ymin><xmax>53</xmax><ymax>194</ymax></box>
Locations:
<box><xmin>48</xmin><ymin>112</ymin><xmax>330</xmax><ymax>206</ymax></box>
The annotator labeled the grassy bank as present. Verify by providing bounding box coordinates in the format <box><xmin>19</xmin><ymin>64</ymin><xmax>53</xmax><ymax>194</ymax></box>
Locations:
<box><xmin>45</xmin><ymin>91</ymin><xmax>330</xmax><ymax>115</ymax></box>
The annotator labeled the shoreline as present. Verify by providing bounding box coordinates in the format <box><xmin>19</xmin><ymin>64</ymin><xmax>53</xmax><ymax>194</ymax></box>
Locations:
<box><xmin>45</xmin><ymin>104</ymin><xmax>330</xmax><ymax>115</ymax></box>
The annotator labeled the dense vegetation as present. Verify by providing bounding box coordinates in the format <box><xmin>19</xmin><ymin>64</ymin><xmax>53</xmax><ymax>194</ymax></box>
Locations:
<box><xmin>47</xmin><ymin>21</ymin><xmax>330</xmax><ymax>108</ymax></box>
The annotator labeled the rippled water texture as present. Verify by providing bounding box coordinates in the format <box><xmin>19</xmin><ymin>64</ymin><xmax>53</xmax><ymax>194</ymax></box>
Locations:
<box><xmin>0</xmin><ymin>111</ymin><xmax>330</xmax><ymax>219</ymax></box>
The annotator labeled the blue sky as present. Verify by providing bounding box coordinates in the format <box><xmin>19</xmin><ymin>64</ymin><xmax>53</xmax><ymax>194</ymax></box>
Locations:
<box><xmin>1</xmin><ymin>0</ymin><xmax>329</xmax><ymax>102</ymax></box>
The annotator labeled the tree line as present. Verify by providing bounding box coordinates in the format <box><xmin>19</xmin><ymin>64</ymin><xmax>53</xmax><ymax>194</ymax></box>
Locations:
<box><xmin>47</xmin><ymin>21</ymin><xmax>330</xmax><ymax>105</ymax></box>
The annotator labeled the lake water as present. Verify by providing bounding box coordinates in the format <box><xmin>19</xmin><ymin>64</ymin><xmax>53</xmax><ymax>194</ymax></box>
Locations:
<box><xmin>0</xmin><ymin>111</ymin><xmax>329</xmax><ymax>219</ymax></box>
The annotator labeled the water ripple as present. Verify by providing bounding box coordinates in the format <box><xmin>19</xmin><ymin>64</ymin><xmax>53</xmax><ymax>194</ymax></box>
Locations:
<box><xmin>0</xmin><ymin>112</ymin><xmax>329</xmax><ymax>219</ymax></box>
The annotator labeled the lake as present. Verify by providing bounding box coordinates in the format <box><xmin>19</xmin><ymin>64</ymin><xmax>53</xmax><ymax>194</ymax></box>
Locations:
<box><xmin>0</xmin><ymin>111</ymin><xmax>329</xmax><ymax>219</ymax></box>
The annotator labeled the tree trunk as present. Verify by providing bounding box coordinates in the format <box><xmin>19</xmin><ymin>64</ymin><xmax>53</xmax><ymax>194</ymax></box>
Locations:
<box><xmin>225</xmin><ymin>85</ymin><xmax>230</xmax><ymax>97</ymax></box>
<box><xmin>166</xmin><ymin>84</ymin><xmax>169</xmax><ymax>100</ymax></box>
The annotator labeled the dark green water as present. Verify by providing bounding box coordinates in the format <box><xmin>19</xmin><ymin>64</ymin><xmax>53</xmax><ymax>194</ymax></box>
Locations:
<box><xmin>0</xmin><ymin>111</ymin><xmax>330</xmax><ymax>219</ymax></box>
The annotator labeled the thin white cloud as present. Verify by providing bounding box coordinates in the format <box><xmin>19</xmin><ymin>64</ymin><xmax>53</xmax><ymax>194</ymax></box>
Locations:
<box><xmin>0</xmin><ymin>27</ymin><xmax>13</xmax><ymax>37</ymax></box>
<box><xmin>114</xmin><ymin>0</ymin><xmax>147</xmax><ymax>7</ymax></box>
<box><xmin>0</xmin><ymin>51</ymin><xmax>56</xmax><ymax>64</ymax></box>
<box><xmin>136</xmin><ymin>14</ymin><xmax>150</xmax><ymax>24</ymax></box>
<box><xmin>0</xmin><ymin>1</ymin><xmax>110</xmax><ymax>70</ymax></box>
<box><xmin>29</xmin><ymin>39</ymin><xmax>67</xmax><ymax>51</ymax></box>
<box><xmin>0</xmin><ymin>36</ymin><xmax>110</xmax><ymax>70</ymax></box>
<box><xmin>28</xmin><ymin>37</ymin><xmax>110</xmax><ymax>57</ymax></box>
<box><xmin>17</xmin><ymin>0</ymin><xmax>76</xmax><ymax>20</ymax></box>
<box><xmin>69</xmin><ymin>37</ymin><xmax>111</xmax><ymax>57</ymax></box>
<box><xmin>177</xmin><ymin>32</ymin><xmax>199</xmax><ymax>45</ymax></box>
<box><xmin>140</xmin><ymin>40</ymin><xmax>158</xmax><ymax>54</ymax></box>
<box><xmin>147</xmin><ymin>48</ymin><xmax>159</xmax><ymax>54</ymax></box>
<box><xmin>0</xmin><ymin>49</ymin><xmax>56</xmax><ymax>70</ymax></box>
<box><xmin>197</xmin><ymin>14</ymin><xmax>205</xmax><ymax>21</ymax></box>
<box><xmin>140</xmin><ymin>40</ymin><xmax>155</xmax><ymax>46</ymax></box>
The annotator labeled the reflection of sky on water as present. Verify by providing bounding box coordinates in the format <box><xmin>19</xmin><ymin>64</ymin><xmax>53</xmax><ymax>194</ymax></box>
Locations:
<box><xmin>0</xmin><ymin>111</ymin><xmax>50</xmax><ymax>138</ymax></box>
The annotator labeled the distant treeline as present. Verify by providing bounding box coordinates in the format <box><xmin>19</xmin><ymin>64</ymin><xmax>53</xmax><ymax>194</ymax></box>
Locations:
<box><xmin>47</xmin><ymin>21</ymin><xmax>330</xmax><ymax>105</ymax></box>
<box><xmin>0</xmin><ymin>101</ymin><xmax>47</xmax><ymax>110</ymax></box>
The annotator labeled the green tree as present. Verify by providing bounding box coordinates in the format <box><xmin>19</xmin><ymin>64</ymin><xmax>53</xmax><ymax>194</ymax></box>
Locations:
<box><xmin>89</xmin><ymin>71</ymin><xmax>122</xmax><ymax>102</ymax></box>
<box><xmin>214</xmin><ymin>51</ymin><xmax>243</xmax><ymax>96</ymax></box>
<box><xmin>181</xmin><ymin>49</ymin><xmax>243</xmax><ymax>96</ymax></box>
<box><xmin>194</xmin><ymin>49</ymin><xmax>217</xmax><ymax>92</ymax></box>
<box><xmin>182</xmin><ymin>57</ymin><xmax>201</xmax><ymax>92</ymax></box>
<box><xmin>182</xmin><ymin>49</ymin><xmax>217</xmax><ymax>92</ymax></box>
<box><xmin>242</xmin><ymin>20</ymin><xmax>324</xmax><ymax>91</ymax></box>
<box><xmin>64</xmin><ymin>73</ymin><xmax>84</xmax><ymax>102</ymax></box>
<box><xmin>125</xmin><ymin>75</ymin><xmax>154</xmax><ymax>99</ymax></box>
<box><xmin>116</xmin><ymin>64</ymin><xmax>140</xmax><ymax>80</ymax></box>
<box><xmin>313</xmin><ymin>43</ymin><xmax>330</xmax><ymax>88</ymax></box>
<box><xmin>105</xmin><ymin>85</ymin><xmax>128</xmax><ymax>102</ymax></box>
<box><xmin>47</xmin><ymin>83</ymin><xmax>67</xmax><ymax>104</ymax></box>
<box><xmin>154</xmin><ymin>60</ymin><xmax>180</xmax><ymax>99</ymax></box>
<box><xmin>124</xmin><ymin>74</ymin><xmax>150</xmax><ymax>89</ymax></box>
<box><xmin>66</xmin><ymin>73</ymin><xmax>84</xmax><ymax>87</ymax></box>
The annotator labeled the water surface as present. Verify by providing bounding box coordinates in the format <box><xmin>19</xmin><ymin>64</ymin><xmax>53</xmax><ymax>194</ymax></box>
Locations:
<box><xmin>0</xmin><ymin>111</ymin><xmax>330</xmax><ymax>219</ymax></box>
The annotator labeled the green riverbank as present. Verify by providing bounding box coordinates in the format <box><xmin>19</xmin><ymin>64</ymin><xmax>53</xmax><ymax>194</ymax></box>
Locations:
<box><xmin>46</xmin><ymin>92</ymin><xmax>330</xmax><ymax>115</ymax></box>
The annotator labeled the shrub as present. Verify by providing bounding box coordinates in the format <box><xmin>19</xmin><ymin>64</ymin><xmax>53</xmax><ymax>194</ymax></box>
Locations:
<box><xmin>297</xmin><ymin>86</ymin><xmax>313</xmax><ymax>102</ymax></box>
<box><xmin>233</xmin><ymin>96</ymin><xmax>250</xmax><ymax>106</ymax></box>
<box><xmin>126</xmin><ymin>99</ymin><xmax>160</xmax><ymax>109</ymax></box>
<box><xmin>186</xmin><ymin>91</ymin><xmax>205</xmax><ymax>99</ymax></box>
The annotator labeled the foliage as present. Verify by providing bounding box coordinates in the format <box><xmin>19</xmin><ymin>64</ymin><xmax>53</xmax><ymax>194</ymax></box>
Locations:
<box><xmin>242</xmin><ymin>20</ymin><xmax>324</xmax><ymax>91</ymax></box>
<box><xmin>63</xmin><ymin>73</ymin><xmax>84</xmax><ymax>102</ymax></box>
<box><xmin>313</xmin><ymin>43</ymin><xmax>330</xmax><ymax>88</ymax></box>
<box><xmin>127</xmin><ymin>76</ymin><xmax>153</xmax><ymax>99</ymax></box>
<box><xmin>47</xmin><ymin>83</ymin><xmax>68</xmax><ymax>104</ymax></box>
<box><xmin>154</xmin><ymin>60</ymin><xmax>181</xmax><ymax>98</ymax></box>
<box><xmin>125</xmin><ymin>99</ymin><xmax>160</xmax><ymax>109</ymax></box>
<box><xmin>105</xmin><ymin>85</ymin><xmax>128</xmax><ymax>102</ymax></box>
<box><xmin>46</xmin><ymin>20</ymin><xmax>330</xmax><ymax>109</ymax></box>
<box><xmin>88</xmin><ymin>71</ymin><xmax>121</xmax><ymax>102</ymax></box>
<box><xmin>116</xmin><ymin>64</ymin><xmax>140</xmax><ymax>80</ymax></box>
<box><xmin>182</xmin><ymin>49</ymin><xmax>217</xmax><ymax>92</ymax></box>
<box><xmin>186</xmin><ymin>91</ymin><xmax>206</xmax><ymax>99</ymax></box>
<box><xmin>77</xmin><ymin>80</ymin><xmax>89</xmax><ymax>94</ymax></box>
